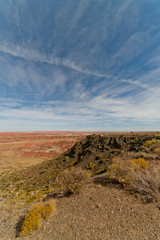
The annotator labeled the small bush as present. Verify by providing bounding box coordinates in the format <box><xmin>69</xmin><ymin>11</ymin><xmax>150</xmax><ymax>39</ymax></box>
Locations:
<box><xmin>95</xmin><ymin>166</ymin><xmax>105</xmax><ymax>175</ymax></box>
<box><xmin>97</xmin><ymin>154</ymin><xmax>103</xmax><ymax>159</ymax></box>
<box><xmin>64</xmin><ymin>156</ymin><xmax>69</xmax><ymax>161</ymax></box>
<box><xmin>41</xmin><ymin>200</ymin><xmax>56</xmax><ymax>220</ymax></box>
<box><xmin>129</xmin><ymin>164</ymin><xmax>160</xmax><ymax>202</ymax></box>
<box><xmin>100</xmin><ymin>158</ymin><xmax>106</xmax><ymax>163</ymax></box>
<box><xmin>144</xmin><ymin>139</ymin><xmax>156</xmax><ymax>147</ymax></box>
<box><xmin>87</xmin><ymin>162</ymin><xmax>95</xmax><ymax>170</ymax></box>
<box><xmin>107</xmin><ymin>156</ymin><xmax>160</xmax><ymax>203</ymax></box>
<box><xmin>84</xmin><ymin>147</ymin><xmax>89</xmax><ymax>151</ymax></box>
<box><xmin>20</xmin><ymin>203</ymin><xmax>42</xmax><ymax>236</ymax></box>
<box><xmin>54</xmin><ymin>167</ymin><xmax>90</xmax><ymax>195</ymax></box>
<box><xmin>154</xmin><ymin>148</ymin><xmax>160</xmax><ymax>152</ymax></box>
<box><xmin>131</xmin><ymin>158</ymin><xmax>148</xmax><ymax>169</ymax></box>
<box><xmin>70</xmin><ymin>160</ymin><xmax>78</xmax><ymax>166</ymax></box>
<box><xmin>107</xmin><ymin>157</ymin><xmax>133</xmax><ymax>184</ymax></box>
<box><xmin>19</xmin><ymin>200</ymin><xmax>56</xmax><ymax>236</ymax></box>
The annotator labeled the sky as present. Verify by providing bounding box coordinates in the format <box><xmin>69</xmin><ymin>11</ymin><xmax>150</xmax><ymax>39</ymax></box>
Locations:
<box><xmin>0</xmin><ymin>0</ymin><xmax>160</xmax><ymax>132</ymax></box>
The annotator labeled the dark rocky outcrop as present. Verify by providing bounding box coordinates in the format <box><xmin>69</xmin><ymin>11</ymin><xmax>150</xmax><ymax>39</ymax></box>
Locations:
<box><xmin>59</xmin><ymin>133</ymin><xmax>160</xmax><ymax>175</ymax></box>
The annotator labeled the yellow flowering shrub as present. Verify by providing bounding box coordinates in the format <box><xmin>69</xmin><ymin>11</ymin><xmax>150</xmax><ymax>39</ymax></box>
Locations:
<box><xmin>107</xmin><ymin>156</ymin><xmax>160</xmax><ymax>203</ymax></box>
<box><xmin>20</xmin><ymin>203</ymin><xmax>42</xmax><ymax>236</ymax></box>
<box><xmin>19</xmin><ymin>200</ymin><xmax>56</xmax><ymax>236</ymax></box>
<box><xmin>87</xmin><ymin>162</ymin><xmax>95</xmax><ymax>170</ymax></box>
<box><xmin>107</xmin><ymin>157</ymin><xmax>133</xmax><ymax>184</ymax></box>
<box><xmin>154</xmin><ymin>148</ymin><xmax>160</xmax><ymax>152</ymax></box>
<box><xmin>107</xmin><ymin>157</ymin><xmax>149</xmax><ymax>185</ymax></box>
<box><xmin>131</xmin><ymin>158</ymin><xmax>148</xmax><ymax>169</ymax></box>
<box><xmin>144</xmin><ymin>139</ymin><xmax>156</xmax><ymax>147</ymax></box>
<box><xmin>97</xmin><ymin>154</ymin><xmax>103</xmax><ymax>159</ymax></box>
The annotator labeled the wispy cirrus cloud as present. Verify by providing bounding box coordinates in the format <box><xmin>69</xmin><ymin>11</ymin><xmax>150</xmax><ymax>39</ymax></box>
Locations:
<box><xmin>0</xmin><ymin>43</ymin><xmax>106</xmax><ymax>79</ymax></box>
<box><xmin>1</xmin><ymin>76</ymin><xmax>160</xmax><ymax>129</ymax></box>
<box><xmin>0</xmin><ymin>0</ymin><xmax>160</xmax><ymax>131</ymax></box>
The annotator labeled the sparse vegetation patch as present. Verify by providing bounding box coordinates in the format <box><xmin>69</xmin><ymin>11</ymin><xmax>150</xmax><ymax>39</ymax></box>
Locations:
<box><xmin>54</xmin><ymin>167</ymin><xmax>90</xmax><ymax>195</ymax></box>
<box><xmin>107</xmin><ymin>155</ymin><xmax>160</xmax><ymax>203</ymax></box>
<box><xmin>18</xmin><ymin>200</ymin><xmax>56</xmax><ymax>236</ymax></box>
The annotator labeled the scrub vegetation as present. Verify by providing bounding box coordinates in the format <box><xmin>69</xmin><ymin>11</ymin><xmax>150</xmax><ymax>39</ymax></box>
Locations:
<box><xmin>0</xmin><ymin>132</ymin><xmax>160</xmax><ymax>238</ymax></box>
<box><xmin>18</xmin><ymin>200</ymin><xmax>56</xmax><ymax>236</ymax></box>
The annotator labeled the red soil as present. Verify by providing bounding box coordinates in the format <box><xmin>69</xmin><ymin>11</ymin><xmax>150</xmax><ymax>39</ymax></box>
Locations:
<box><xmin>0</xmin><ymin>132</ymin><xmax>88</xmax><ymax>160</ymax></box>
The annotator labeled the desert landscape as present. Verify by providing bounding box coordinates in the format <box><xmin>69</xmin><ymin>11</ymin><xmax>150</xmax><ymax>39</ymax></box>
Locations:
<box><xmin>1</xmin><ymin>1</ymin><xmax>160</xmax><ymax>239</ymax></box>
<box><xmin>0</xmin><ymin>131</ymin><xmax>160</xmax><ymax>240</ymax></box>
<box><xmin>0</xmin><ymin>131</ymin><xmax>89</xmax><ymax>176</ymax></box>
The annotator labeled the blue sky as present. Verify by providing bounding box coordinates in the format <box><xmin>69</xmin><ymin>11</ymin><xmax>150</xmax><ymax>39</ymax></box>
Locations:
<box><xmin>0</xmin><ymin>0</ymin><xmax>160</xmax><ymax>131</ymax></box>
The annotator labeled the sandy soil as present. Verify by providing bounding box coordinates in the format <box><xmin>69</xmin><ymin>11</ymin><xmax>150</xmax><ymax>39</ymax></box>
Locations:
<box><xmin>0</xmin><ymin>179</ymin><xmax>160</xmax><ymax>240</ymax></box>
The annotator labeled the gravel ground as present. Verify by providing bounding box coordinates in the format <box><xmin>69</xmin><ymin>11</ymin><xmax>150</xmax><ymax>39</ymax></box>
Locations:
<box><xmin>0</xmin><ymin>181</ymin><xmax>160</xmax><ymax>240</ymax></box>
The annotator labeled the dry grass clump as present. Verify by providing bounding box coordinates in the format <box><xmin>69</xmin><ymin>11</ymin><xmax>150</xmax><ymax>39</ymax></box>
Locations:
<box><xmin>107</xmin><ymin>156</ymin><xmax>160</xmax><ymax>202</ymax></box>
<box><xmin>41</xmin><ymin>200</ymin><xmax>56</xmax><ymax>220</ymax></box>
<box><xmin>129</xmin><ymin>164</ymin><xmax>160</xmax><ymax>203</ymax></box>
<box><xmin>54</xmin><ymin>167</ymin><xmax>90</xmax><ymax>195</ymax></box>
<box><xmin>19</xmin><ymin>200</ymin><xmax>56</xmax><ymax>236</ymax></box>
<box><xmin>107</xmin><ymin>157</ymin><xmax>133</xmax><ymax>184</ymax></box>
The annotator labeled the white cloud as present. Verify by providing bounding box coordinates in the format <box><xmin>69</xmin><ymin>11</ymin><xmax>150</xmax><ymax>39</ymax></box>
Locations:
<box><xmin>0</xmin><ymin>43</ymin><xmax>106</xmax><ymax>78</ymax></box>
<box><xmin>1</xmin><ymin>78</ymin><xmax>160</xmax><ymax>127</ymax></box>
<box><xmin>0</xmin><ymin>0</ymin><xmax>160</xmax><ymax>131</ymax></box>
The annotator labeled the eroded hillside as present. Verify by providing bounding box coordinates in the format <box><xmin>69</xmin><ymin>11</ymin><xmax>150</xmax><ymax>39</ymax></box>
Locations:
<box><xmin>0</xmin><ymin>132</ymin><xmax>160</xmax><ymax>239</ymax></box>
